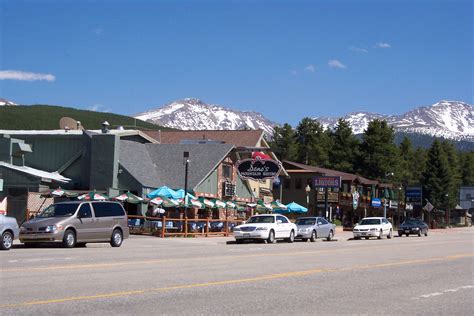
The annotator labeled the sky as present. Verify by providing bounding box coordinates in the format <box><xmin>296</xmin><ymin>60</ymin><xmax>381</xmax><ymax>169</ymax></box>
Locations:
<box><xmin>0</xmin><ymin>0</ymin><xmax>472</xmax><ymax>126</ymax></box>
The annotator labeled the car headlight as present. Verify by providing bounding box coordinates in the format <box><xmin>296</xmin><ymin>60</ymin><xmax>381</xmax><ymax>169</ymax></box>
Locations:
<box><xmin>20</xmin><ymin>226</ymin><xmax>27</xmax><ymax>233</ymax></box>
<box><xmin>45</xmin><ymin>224</ymin><xmax>63</xmax><ymax>233</ymax></box>
<box><xmin>256</xmin><ymin>227</ymin><xmax>268</xmax><ymax>231</ymax></box>
<box><xmin>370</xmin><ymin>228</ymin><xmax>377</xmax><ymax>231</ymax></box>
<box><xmin>414</xmin><ymin>227</ymin><xmax>419</xmax><ymax>230</ymax></box>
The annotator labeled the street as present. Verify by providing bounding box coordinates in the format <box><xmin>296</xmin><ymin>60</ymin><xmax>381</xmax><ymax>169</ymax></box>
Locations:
<box><xmin>1</xmin><ymin>228</ymin><xmax>473</xmax><ymax>315</ymax></box>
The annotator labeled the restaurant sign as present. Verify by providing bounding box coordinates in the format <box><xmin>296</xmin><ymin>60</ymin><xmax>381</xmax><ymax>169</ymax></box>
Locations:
<box><xmin>236</xmin><ymin>158</ymin><xmax>282</xmax><ymax>181</ymax></box>
<box><xmin>313</xmin><ymin>176</ymin><xmax>341</xmax><ymax>188</ymax></box>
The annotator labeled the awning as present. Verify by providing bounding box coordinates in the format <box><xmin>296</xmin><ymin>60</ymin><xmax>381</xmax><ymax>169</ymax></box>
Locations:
<box><xmin>0</xmin><ymin>161</ymin><xmax>70</xmax><ymax>183</ymax></box>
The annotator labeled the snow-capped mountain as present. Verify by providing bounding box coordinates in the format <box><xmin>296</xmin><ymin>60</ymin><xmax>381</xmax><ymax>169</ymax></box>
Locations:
<box><xmin>0</xmin><ymin>98</ymin><xmax>17</xmax><ymax>106</ymax></box>
<box><xmin>135</xmin><ymin>98</ymin><xmax>277</xmax><ymax>136</ymax></box>
<box><xmin>316</xmin><ymin>101</ymin><xmax>473</xmax><ymax>141</ymax></box>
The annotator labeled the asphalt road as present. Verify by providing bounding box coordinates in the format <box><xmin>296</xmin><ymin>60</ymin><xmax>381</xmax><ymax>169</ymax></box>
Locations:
<box><xmin>1</xmin><ymin>228</ymin><xmax>473</xmax><ymax>315</ymax></box>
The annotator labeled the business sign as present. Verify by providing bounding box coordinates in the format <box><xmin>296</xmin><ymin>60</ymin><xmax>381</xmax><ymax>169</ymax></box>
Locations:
<box><xmin>372</xmin><ymin>198</ymin><xmax>382</xmax><ymax>208</ymax></box>
<box><xmin>389</xmin><ymin>200</ymin><xmax>398</xmax><ymax>209</ymax></box>
<box><xmin>236</xmin><ymin>158</ymin><xmax>282</xmax><ymax>181</ymax></box>
<box><xmin>313</xmin><ymin>176</ymin><xmax>341</xmax><ymax>188</ymax></box>
<box><xmin>405</xmin><ymin>186</ymin><xmax>423</xmax><ymax>206</ymax></box>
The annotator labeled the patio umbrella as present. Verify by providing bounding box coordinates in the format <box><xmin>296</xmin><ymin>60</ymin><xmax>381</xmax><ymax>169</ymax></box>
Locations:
<box><xmin>226</xmin><ymin>201</ymin><xmax>237</xmax><ymax>209</ymax></box>
<box><xmin>113</xmin><ymin>192</ymin><xmax>144</xmax><ymax>204</ymax></box>
<box><xmin>212</xmin><ymin>199</ymin><xmax>227</xmax><ymax>209</ymax></box>
<box><xmin>271</xmin><ymin>200</ymin><xmax>287</xmax><ymax>210</ymax></box>
<box><xmin>41</xmin><ymin>187</ymin><xmax>78</xmax><ymax>198</ymax></box>
<box><xmin>147</xmin><ymin>186</ymin><xmax>181</xmax><ymax>199</ymax></box>
<box><xmin>281</xmin><ymin>201</ymin><xmax>308</xmax><ymax>214</ymax></box>
<box><xmin>77</xmin><ymin>191</ymin><xmax>108</xmax><ymax>201</ymax></box>
<box><xmin>150</xmin><ymin>197</ymin><xmax>180</xmax><ymax>208</ymax></box>
<box><xmin>198</xmin><ymin>197</ymin><xmax>215</xmax><ymax>208</ymax></box>
<box><xmin>175</xmin><ymin>189</ymin><xmax>197</xmax><ymax>200</ymax></box>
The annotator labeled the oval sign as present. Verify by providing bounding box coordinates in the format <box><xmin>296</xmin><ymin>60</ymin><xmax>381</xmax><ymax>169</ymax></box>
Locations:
<box><xmin>236</xmin><ymin>158</ymin><xmax>282</xmax><ymax>181</ymax></box>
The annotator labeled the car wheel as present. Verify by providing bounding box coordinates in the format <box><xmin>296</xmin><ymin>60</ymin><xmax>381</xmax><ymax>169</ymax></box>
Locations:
<box><xmin>424</xmin><ymin>229</ymin><xmax>428</xmax><ymax>237</ymax></box>
<box><xmin>267</xmin><ymin>230</ymin><xmax>276</xmax><ymax>244</ymax></box>
<box><xmin>286</xmin><ymin>230</ymin><xmax>295</xmax><ymax>243</ymax></box>
<box><xmin>387</xmin><ymin>229</ymin><xmax>392</xmax><ymax>239</ymax></box>
<box><xmin>62</xmin><ymin>229</ymin><xmax>76</xmax><ymax>248</ymax></box>
<box><xmin>417</xmin><ymin>230</ymin><xmax>422</xmax><ymax>237</ymax></box>
<box><xmin>327</xmin><ymin>230</ymin><xmax>334</xmax><ymax>241</ymax></box>
<box><xmin>377</xmin><ymin>229</ymin><xmax>383</xmax><ymax>239</ymax></box>
<box><xmin>110</xmin><ymin>229</ymin><xmax>123</xmax><ymax>247</ymax></box>
<box><xmin>310</xmin><ymin>230</ymin><xmax>317</xmax><ymax>242</ymax></box>
<box><xmin>1</xmin><ymin>231</ymin><xmax>13</xmax><ymax>250</ymax></box>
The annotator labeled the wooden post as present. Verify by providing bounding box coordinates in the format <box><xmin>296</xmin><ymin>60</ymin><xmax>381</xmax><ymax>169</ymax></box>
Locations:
<box><xmin>205</xmin><ymin>217</ymin><xmax>210</xmax><ymax>237</ymax></box>
<box><xmin>184</xmin><ymin>216</ymin><xmax>188</xmax><ymax>237</ymax></box>
<box><xmin>161</xmin><ymin>216</ymin><xmax>166</xmax><ymax>238</ymax></box>
<box><xmin>225</xmin><ymin>209</ymin><xmax>229</xmax><ymax>237</ymax></box>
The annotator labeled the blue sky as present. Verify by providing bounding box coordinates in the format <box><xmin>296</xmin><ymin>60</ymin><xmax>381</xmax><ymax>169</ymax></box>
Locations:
<box><xmin>0</xmin><ymin>0</ymin><xmax>472</xmax><ymax>126</ymax></box>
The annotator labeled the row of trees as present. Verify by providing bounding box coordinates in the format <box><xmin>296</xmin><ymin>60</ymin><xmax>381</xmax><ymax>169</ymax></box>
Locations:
<box><xmin>268</xmin><ymin>118</ymin><xmax>474</xmax><ymax>209</ymax></box>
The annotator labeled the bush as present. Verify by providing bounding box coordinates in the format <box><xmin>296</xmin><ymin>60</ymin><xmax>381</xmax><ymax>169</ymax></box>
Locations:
<box><xmin>332</xmin><ymin>219</ymin><xmax>342</xmax><ymax>226</ymax></box>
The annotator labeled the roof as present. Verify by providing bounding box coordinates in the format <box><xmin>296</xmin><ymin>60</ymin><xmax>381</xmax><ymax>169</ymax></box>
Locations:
<box><xmin>0</xmin><ymin>161</ymin><xmax>71</xmax><ymax>183</ymax></box>
<box><xmin>119</xmin><ymin>141</ymin><xmax>234</xmax><ymax>190</ymax></box>
<box><xmin>283</xmin><ymin>160</ymin><xmax>378</xmax><ymax>185</ymax></box>
<box><xmin>143</xmin><ymin>130</ymin><xmax>265</xmax><ymax>147</ymax></box>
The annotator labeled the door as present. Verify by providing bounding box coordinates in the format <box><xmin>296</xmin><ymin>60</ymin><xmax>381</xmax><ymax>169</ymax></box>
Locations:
<box><xmin>91</xmin><ymin>202</ymin><xmax>114</xmax><ymax>240</ymax></box>
<box><xmin>318</xmin><ymin>218</ymin><xmax>331</xmax><ymax>237</ymax></box>
<box><xmin>276</xmin><ymin>216</ymin><xmax>291</xmax><ymax>238</ymax></box>
<box><xmin>75</xmin><ymin>203</ymin><xmax>99</xmax><ymax>241</ymax></box>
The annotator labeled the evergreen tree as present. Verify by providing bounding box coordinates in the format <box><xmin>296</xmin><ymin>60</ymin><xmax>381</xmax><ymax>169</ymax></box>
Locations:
<box><xmin>295</xmin><ymin>117</ymin><xmax>331</xmax><ymax>167</ymax></box>
<box><xmin>422</xmin><ymin>139</ymin><xmax>452</xmax><ymax>209</ymax></box>
<box><xmin>268</xmin><ymin>123</ymin><xmax>298</xmax><ymax>161</ymax></box>
<box><xmin>441</xmin><ymin>140</ymin><xmax>462</xmax><ymax>204</ymax></box>
<box><xmin>358</xmin><ymin>119</ymin><xmax>400</xmax><ymax>181</ymax></box>
<box><xmin>328</xmin><ymin>118</ymin><xmax>359</xmax><ymax>173</ymax></box>
<box><xmin>459</xmin><ymin>151</ymin><xmax>474</xmax><ymax>185</ymax></box>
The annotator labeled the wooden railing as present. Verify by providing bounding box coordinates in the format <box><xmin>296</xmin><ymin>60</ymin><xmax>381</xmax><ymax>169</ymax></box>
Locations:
<box><xmin>127</xmin><ymin>215</ymin><xmax>245</xmax><ymax>238</ymax></box>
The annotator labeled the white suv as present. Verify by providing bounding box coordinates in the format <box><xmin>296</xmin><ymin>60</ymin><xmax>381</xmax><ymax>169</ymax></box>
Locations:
<box><xmin>233</xmin><ymin>214</ymin><xmax>297</xmax><ymax>244</ymax></box>
<box><xmin>353</xmin><ymin>217</ymin><xmax>393</xmax><ymax>240</ymax></box>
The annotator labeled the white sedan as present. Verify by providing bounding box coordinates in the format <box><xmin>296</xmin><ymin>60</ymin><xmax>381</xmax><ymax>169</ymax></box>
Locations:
<box><xmin>233</xmin><ymin>214</ymin><xmax>297</xmax><ymax>244</ymax></box>
<box><xmin>353</xmin><ymin>217</ymin><xmax>393</xmax><ymax>239</ymax></box>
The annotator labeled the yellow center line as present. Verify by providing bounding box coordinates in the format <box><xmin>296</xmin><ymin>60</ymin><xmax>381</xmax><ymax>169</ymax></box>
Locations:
<box><xmin>1</xmin><ymin>239</ymin><xmax>466</xmax><ymax>273</ymax></box>
<box><xmin>1</xmin><ymin>253</ymin><xmax>472</xmax><ymax>309</ymax></box>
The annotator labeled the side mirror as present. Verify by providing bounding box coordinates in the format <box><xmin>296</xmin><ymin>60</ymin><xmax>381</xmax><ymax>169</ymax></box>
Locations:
<box><xmin>277</xmin><ymin>220</ymin><xmax>283</xmax><ymax>224</ymax></box>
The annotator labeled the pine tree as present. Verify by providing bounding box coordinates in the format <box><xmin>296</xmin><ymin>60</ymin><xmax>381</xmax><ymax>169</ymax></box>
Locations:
<box><xmin>358</xmin><ymin>119</ymin><xmax>400</xmax><ymax>180</ymax></box>
<box><xmin>459</xmin><ymin>151</ymin><xmax>474</xmax><ymax>185</ymax></box>
<box><xmin>268</xmin><ymin>123</ymin><xmax>298</xmax><ymax>161</ymax></box>
<box><xmin>422</xmin><ymin>139</ymin><xmax>452</xmax><ymax>209</ymax></box>
<box><xmin>328</xmin><ymin>118</ymin><xmax>359</xmax><ymax>173</ymax></box>
<box><xmin>295</xmin><ymin>117</ymin><xmax>331</xmax><ymax>167</ymax></box>
<box><xmin>441</xmin><ymin>140</ymin><xmax>462</xmax><ymax>206</ymax></box>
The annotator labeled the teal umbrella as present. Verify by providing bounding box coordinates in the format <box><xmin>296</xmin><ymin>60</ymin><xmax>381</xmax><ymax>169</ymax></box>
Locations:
<box><xmin>147</xmin><ymin>186</ymin><xmax>180</xmax><ymax>199</ymax></box>
<box><xmin>285</xmin><ymin>201</ymin><xmax>308</xmax><ymax>213</ymax></box>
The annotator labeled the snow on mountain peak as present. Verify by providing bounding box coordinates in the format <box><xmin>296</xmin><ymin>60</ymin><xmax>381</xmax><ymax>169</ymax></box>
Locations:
<box><xmin>0</xmin><ymin>98</ymin><xmax>17</xmax><ymax>106</ymax></box>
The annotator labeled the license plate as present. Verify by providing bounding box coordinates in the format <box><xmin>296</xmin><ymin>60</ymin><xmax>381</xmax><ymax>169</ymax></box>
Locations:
<box><xmin>405</xmin><ymin>230</ymin><xmax>410</xmax><ymax>233</ymax></box>
<box><xmin>361</xmin><ymin>233</ymin><xmax>366</xmax><ymax>235</ymax></box>
<box><xmin>243</xmin><ymin>233</ymin><xmax>250</xmax><ymax>237</ymax></box>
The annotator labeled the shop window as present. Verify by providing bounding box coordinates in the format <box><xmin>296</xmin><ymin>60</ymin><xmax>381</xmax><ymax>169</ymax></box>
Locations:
<box><xmin>295</xmin><ymin>178</ymin><xmax>302</xmax><ymax>190</ymax></box>
<box><xmin>222</xmin><ymin>164</ymin><xmax>232</xmax><ymax>180</ymax></box>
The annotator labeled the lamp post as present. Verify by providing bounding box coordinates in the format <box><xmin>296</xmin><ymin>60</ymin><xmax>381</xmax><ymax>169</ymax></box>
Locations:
<box><xmin>183</xmin><ymin>151</ymin><xmax>190</xmax><ymax>231</ymax></box>
<box><xmin>305</xmin><ymin>184</ymin><xmax>311</xmax><ymax>214</ymax></box>
<box><xmin>445</xmin><ymin>193</ymin><xmax>449</xmax><ymax>227</ymax></box>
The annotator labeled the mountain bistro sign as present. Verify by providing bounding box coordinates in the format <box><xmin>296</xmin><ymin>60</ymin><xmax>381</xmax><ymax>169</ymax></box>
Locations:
<box><xmin>236</xmin><ymin>158</ymin><xmax>282</xmax><ymax>181</ymax></box>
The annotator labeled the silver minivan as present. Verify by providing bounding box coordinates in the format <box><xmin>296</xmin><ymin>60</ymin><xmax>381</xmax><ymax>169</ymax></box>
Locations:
<box><xmin>19</xmin><ymin>201</ymin><xmax>129</xmax><ymax>248</ymax></box>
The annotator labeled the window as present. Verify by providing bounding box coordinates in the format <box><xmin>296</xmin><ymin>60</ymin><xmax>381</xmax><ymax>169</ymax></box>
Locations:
<box><xmin>78</xmin><ymin>203</ymin><xmax>92</xmax><ymax>218</ymax></box>
<box><xmin>382</xmin><ymin>219</ymin><xmax>389</xmax><ymax>224</ymax></box>
<box><xmin>277</xmin><ymin>216</ymin><xmax>289</xmax><ymax>223</ymax></box>
<box><xmin>284</xmin><ymin>179</ymin><xmax>291</xmax><ymax>189</ymax></box>
<box><xmin>222</xmin><ymin>164</ymin><xmax>232</xmax><ymax>179</ymax></box>
<box><xmin>295</xmin><ymin>178</ymin><xmax>302</xmax><ymax>190</ymax></box>
<box><xmin>466</xmin><ymin>194</ymin><xmax>472</xmax><ymax>200</ymax></box>
<box><xmin>320</xmin><ymin>218</ymin><xmax>329</xmax><ymax>225</ymax></box>
<box><xmin>92</xmin><ymin>202</ymin><xmax>125</xmax><ymax>217</ymax></box>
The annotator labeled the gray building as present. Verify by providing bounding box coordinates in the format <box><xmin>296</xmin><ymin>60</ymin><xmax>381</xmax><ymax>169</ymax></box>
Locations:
<box><xmin>459</xmin><ymin>186</ymin><xmax>474</xmax><ymax>211</ymax></box>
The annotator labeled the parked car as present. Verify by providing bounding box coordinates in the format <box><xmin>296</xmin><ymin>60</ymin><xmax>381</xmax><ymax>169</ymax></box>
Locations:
<box><xmin>19</xmin><ymin>201</ymin><xmax>129</xmax><ymax>248</ymax></box>
<box><xmin>1</xmin><ymin>214</ymin><xmax>20</xmax><ymax>250</ymax></box>
<box><xmin>295</xmin><ymin>217</ymin><xmax>336</xmax><ymax>242</ymax></box>
<box><xmin>233</xmin><ymin>214</ymin><xmax>297</xmax><ymax>244</ymax></box>
<box><xmin>353</xmin><ymin>217</ymin><xmax>393</xmax><ymax>239</ymax></box>
<box><xmin>398</xmin><ymin>218</ymin><xmax>428</xmax><ymax>237</ymax></box>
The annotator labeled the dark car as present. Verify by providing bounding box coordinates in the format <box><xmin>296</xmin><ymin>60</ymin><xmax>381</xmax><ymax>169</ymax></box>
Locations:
<box><xmin>398</xmin><ymin>218</ymin><xmax>428</xmax><ymax>237</ymax></box>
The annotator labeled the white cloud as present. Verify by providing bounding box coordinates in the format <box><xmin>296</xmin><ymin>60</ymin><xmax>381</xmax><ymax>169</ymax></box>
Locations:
<box><xmin>304</xmin><ymin>64</ymin><xmax>316</xmax><ymax>73</ymax></box>
<box><xmin>349</xmin><ymin>46</ymin><xmax>368</xmax><ymax>53</ymax></box>
<box><xmin>88</xmin><ymin>104</ymin><xmax>111</xmax><ymax>112</ymax></box>
<box><xmin>328</xmin><ymin>59</ymin><xmax>346</xmax><ymax>69</ymax></box>
<box><xmin>0</xmin><ymin>70</ymin><xmax>55</xmax><ymax>81</ymax></box>
<box><xmin>376</xmin><ymin>42</ymin><xmax>391</xmax><ymax>48</ymax></box>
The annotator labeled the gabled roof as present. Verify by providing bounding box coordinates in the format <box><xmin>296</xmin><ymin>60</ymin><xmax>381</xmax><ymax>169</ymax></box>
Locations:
<box><xmin>0</xmin><ymin>161</ymin><xmax>71</xmax><ymax>183</ymax></box>
<box><xmin>119</xmin><ymin>141</ymin><xmax>234</xmax><ymax>190</ymax></box>
<box><xmin>143</xmin><ymin>130</ymin><xmax>265</xmax><ymax>147</ymax></box>
<box><xmin>282</xmin><ymin>160</ymin><xmax>378</xmax><ymax>185</ymax></box>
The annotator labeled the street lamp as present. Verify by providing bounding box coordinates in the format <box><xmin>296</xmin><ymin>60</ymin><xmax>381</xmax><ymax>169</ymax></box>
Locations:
<box><xmin>183</xmin><ymin>151</ymin><xmax>190</xmax><ymax>231</ymax></box>
<box><xmin>305</xmin><ymin>184</ymin><xmax>311</xmax><ymax>214</ymax></box>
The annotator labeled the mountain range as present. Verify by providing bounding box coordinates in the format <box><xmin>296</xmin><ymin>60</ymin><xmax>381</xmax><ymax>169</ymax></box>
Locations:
<box><xmin>135</xmin><ymin>99</ymin><xmax>473</xmax><ymax>143</ymax></box>
<box><xmin>0</xmin><ymin>98</ymin><xmax>17</xmax><ymax>106</ymax></box>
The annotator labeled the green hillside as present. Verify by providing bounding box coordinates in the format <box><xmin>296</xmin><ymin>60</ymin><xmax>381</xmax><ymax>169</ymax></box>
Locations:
<box><xmin>0</xmin><ymin>105</ymin><xmax>168</xmax><ymax>131</ymax></box>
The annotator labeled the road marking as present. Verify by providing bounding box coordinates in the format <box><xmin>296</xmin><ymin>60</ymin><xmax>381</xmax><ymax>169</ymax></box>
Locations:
<box><xmin>413</xmin><ymin>285</ymin><xmax>474</xmax><ymax>299</ymax></box>
<box><xmin>1</xmin><ymin>239</ymin><xmax>466</xmax><ymax>273</ymax></box>
<box><xmin>1</xmin><ymin>253</ymin><xmax>472</xmax><ymax>309</ymax></box>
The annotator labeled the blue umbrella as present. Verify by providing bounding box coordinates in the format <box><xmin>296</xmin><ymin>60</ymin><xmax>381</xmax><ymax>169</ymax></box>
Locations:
<box><xmin>284</xmin><ymin>201</ymin><xmax>308</xmax><ymax>213</ymax></box>
<box><xmin>147</xmin><ymin>186</ymin><xmax>181</xmax><ymax>199</ymax></box>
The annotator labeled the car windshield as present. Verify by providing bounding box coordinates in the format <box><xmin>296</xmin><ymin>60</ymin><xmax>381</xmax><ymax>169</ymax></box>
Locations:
<box><xmin>37</xmin><ymin>204</ymin><xmax>77</xmax><ymax>218</ymax></box>
<box><xmin>359</xmin><ymin>218</ymin><xmax>381</xmax><ymax>225</ymax></box>
<box><xmin>296</xmin><ymin>218</ymin><xmax>316</xmax><ymax>225</ymax></box>
<box><xmin>247</xmin><ymin>216</ymin><xmax>275</xmax><ymax>224</ymax></box>
<box><xmin>403</xmin><ymin>219</ymin><xmax>421</xmax><ymax>225</ymax></box>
